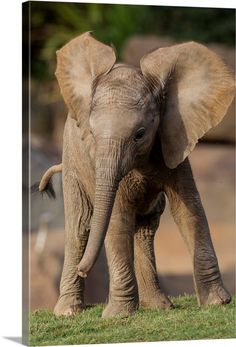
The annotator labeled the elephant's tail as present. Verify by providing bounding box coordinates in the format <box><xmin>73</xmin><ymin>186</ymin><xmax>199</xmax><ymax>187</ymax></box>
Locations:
<box><xmin>31</xmin><ymin>163</ymin><xmax>62</xmax><ymax>199</ymax></box>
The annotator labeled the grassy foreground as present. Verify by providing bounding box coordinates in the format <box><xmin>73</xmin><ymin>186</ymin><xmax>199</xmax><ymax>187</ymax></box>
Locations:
<box><xmin>30</xmin><ymin>295</ymin><xmax>235</xmax><ymax>346</ymax></box>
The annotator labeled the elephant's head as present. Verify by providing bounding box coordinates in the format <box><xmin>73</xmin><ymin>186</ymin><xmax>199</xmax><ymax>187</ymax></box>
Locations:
<box><xmin>55</xmin><ymin>32</ymin><xmax>235</xmax><ymax>278</ymax></box>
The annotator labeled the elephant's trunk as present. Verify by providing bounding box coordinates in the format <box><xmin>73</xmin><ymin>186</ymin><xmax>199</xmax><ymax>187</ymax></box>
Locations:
<box><xmin>77</xmin><ymin>138</ymin><xmax>123</xmax><ymax>278</ymax></box>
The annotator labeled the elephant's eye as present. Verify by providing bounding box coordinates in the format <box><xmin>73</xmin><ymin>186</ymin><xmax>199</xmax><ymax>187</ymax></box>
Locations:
<box><xmin>134</xmin><ymin>127</ymin><xmax>146</xmax><ymax>142</ymax></box>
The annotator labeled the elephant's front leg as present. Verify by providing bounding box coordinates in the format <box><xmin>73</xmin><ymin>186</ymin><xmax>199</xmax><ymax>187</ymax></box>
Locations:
<box><xmin>134</xmin><ymin>192</ymin><xmax>174</xmax><ymax>309</ymax></box>
<box><xmin>54</xmin><ymin>172</ymin><xmax>92</xmax><ymax>316</ymax></box>
<box><xmin>102</xmin><ymin>208</ymin><xmax>138</xmax><ymax>318</ymax></box>
<box><xmin>164</xmin><ymin>159</ymin><xmax>231</xmax><ymax>306</ymax></box>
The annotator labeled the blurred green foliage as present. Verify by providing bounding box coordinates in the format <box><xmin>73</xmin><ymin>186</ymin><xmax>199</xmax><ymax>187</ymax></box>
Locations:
<box><xmin>26</xmin><ymin>2</ymin><xmax>235</xmax><ymax>81</ymax></box>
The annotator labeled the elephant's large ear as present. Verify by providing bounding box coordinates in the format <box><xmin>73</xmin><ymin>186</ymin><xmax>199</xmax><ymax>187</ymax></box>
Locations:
<box><xmin>140</xmin><ymin>42</ymin><xmax>235</xmax><ymax>169</ymax></box>
<box><xmin>55</xmin><ymin>32</ymin><xmax>116</xmax><ymax>123</ymax></box>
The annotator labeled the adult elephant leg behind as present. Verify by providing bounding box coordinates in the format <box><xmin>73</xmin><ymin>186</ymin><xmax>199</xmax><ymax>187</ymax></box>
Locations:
<box><xmin>54</xmin><ymin>172</ymin><xmax>92</xmax><ymax>316</ymax></box>
<box><xmin>102</xmin><ymin>203</ymin><xmax>138</xmax><ymax>318</ymax></box>
<box><xmin>134</xmin><ymin>192</ymin><xmax>173</xmax><ymax>309</ymax></box>
<box><xmin>165</xmin><ymin>159</ymin><xmax>231</xmax><ymax>306</ymax></box>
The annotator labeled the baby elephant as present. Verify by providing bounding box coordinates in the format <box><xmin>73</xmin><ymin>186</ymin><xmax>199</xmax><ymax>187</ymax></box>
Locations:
<box><xmin>37</xmin><ymin>32</ymin><xmax>234</xmax><ymax>317</ymax></box>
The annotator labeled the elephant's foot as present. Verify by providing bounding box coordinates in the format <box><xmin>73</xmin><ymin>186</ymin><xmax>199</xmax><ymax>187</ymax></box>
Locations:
<box><xmin>54</xmin><ymin>295</ymin><xmax>84</xmax><ymax>316</ymax></box>
<box><xmin>102</xmin><ymin>300</ymin><xmax>138</xmax><ymax>318</ymax></box>
<box><xmin>197</xmin><ymin>282</ymin><xmax>231</xmax><ymax>306</ymax></box>
<box><xmin>140</xmin><ymin>291</ymin><xmax>174</xmax><ymax>310</ymax></box>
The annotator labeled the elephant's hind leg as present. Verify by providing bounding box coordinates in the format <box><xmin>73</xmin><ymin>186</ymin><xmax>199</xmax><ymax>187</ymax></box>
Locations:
<box><xmin>134</xmin><ymin>192</ymin><xmax>174</xmax><ymax>310</ymax></box>
<box><xmin>54</xmin><ymin>173</ymin><xmax>92</xmax><ymax>316</ymax></box>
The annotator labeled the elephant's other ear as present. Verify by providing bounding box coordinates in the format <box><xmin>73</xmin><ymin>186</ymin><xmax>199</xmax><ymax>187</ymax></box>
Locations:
<box><xmin>55</xmin><ymin>32</ymin><xmax>116</xmax><ymax>123</ymax></box>
<box><xmin>140</xmin><ymin>42</ymin><xmax>235</xmax><ymax>169</ymax></box>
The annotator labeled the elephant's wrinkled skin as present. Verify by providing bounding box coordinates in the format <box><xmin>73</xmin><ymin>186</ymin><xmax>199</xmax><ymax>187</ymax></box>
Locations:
<box><xmin>38</xmin><ymin>32</ymin><xmax>234</xmax><ymax>317</ymax></box>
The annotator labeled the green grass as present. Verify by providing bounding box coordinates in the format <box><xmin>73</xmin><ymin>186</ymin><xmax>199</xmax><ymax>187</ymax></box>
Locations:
<box><xmin>30</xmin><ymin>295</ymin><xmax>236</xmax><ymax>346</ymax></box>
